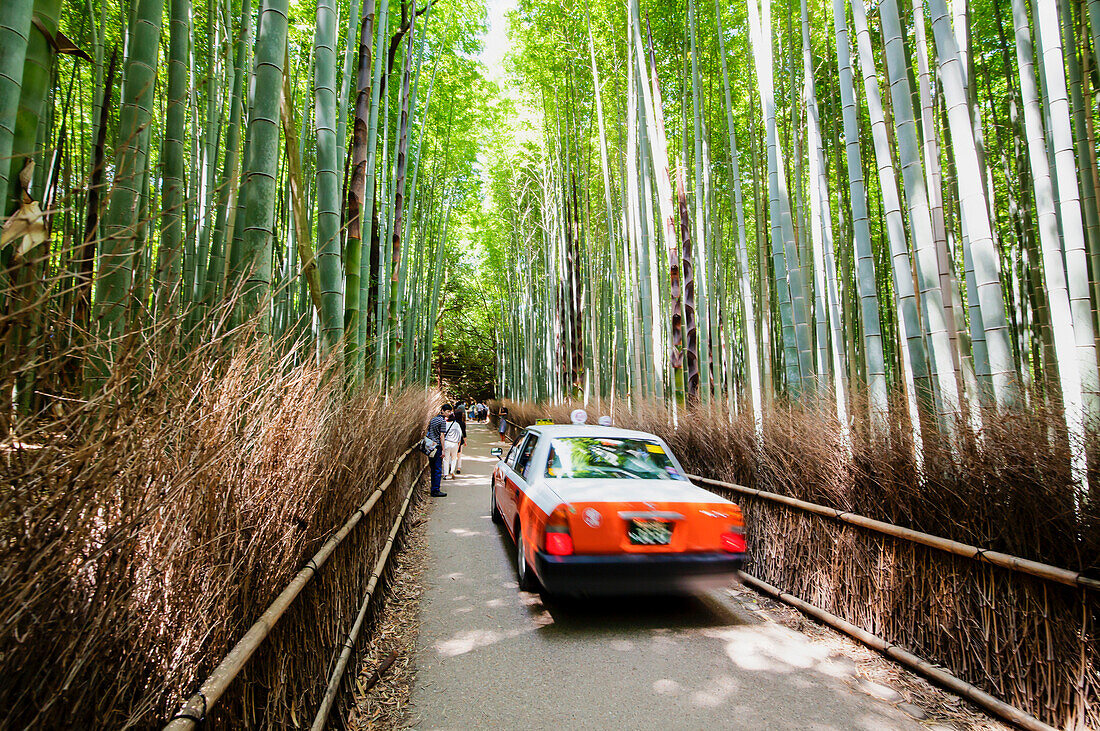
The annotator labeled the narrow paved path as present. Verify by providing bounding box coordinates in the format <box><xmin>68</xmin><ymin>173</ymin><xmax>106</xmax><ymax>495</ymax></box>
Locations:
<box><xmin>408</xmin><ymin>424</ymin><xmax>929</xmax><ymax>730</ymax></box>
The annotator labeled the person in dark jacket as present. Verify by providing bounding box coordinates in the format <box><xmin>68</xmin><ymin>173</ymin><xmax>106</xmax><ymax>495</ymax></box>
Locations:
<box><xmin>426</xmin><ymin>403</ymin><xmax>453</xmax><ymax>496</ymax></box>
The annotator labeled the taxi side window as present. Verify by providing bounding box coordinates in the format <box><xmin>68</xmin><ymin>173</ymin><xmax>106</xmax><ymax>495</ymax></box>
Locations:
<box><xmin>505</xmin><ymin>434</ymin><xmax>526</xmax><ymax>468</ymax></box>
<box><xmin>515</xmin><ymin>436</ymin><xmax>539</xmax><ymax>480</ymax></box>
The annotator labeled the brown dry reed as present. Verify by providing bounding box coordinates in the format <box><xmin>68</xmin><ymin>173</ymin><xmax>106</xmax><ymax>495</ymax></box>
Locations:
<box><xmin>494</xmin><ymin>393</ymin><xmax>1099</xmax><ymax>730</ymax></box>
<box><xmin>1</xmin><ymin>301</ymin><xmax>440</xmax><ymax>727</ymax></box>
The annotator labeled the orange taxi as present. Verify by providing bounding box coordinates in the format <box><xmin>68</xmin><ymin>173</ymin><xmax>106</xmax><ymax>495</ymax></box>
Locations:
<box><xmin>490</xmin><ymin>421</ymin><xmax>747</xmax><ymax>595</ymax></box>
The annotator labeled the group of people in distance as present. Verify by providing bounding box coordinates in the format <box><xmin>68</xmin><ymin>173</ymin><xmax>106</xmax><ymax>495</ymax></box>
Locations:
<box><xmin>424</xmin><ymin>398</ymin><xmax>495</xmax><ymax>497</ymax></box>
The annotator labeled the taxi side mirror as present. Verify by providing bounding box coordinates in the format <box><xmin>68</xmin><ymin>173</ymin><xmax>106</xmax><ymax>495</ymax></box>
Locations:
<box><xmin>490</xmin><ymin>448</ymin><xmax>502</xmax><ymax>457</ymax></box>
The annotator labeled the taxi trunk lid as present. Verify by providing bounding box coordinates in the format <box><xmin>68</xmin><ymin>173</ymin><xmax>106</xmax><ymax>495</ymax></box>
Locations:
<box><xmin>550</xmin><ymin>479</ymin><xmax>738</xmax><ymax>555</ymax></box>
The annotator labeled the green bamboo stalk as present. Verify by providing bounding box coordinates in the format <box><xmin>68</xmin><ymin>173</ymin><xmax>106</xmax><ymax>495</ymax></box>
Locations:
<box><xmin>237</xmin><ymin>0</ymin><xmax>289</xmax><ymax>333</ymax></box>
<box><xmin>192</xmin><ymin>0</ymin><xmax>223</xmax><ymax>322</ymax></box>
<box><xmin>346</xmin><ymin>0</ymin><xmax>377</xmax><ymax>380</ymax></box>
<box><xmin>803</xmin><ymin>1</ymin><xmax>831</xmax><ymax>395</ymax></box>
<box><xmin>625</xmin><ymin>31</ymin><xmax>647</xmax><ymax>401</ymax></box>
<box><xmin>336</xmin><ymin>0</ymin><xmax>361</xmax><ymax>153</ymax></box>
<box><xmin>422</xmin><ymin>195</ymin><xmax>450</xmax><ymax>387</ymax></box>
<box><xmin>386</xmin><ymin>11</ymin><xmax>415</xmax><ymax>384</ymax></box>
<box><xmin>851</xmin><ymin>0</ymin><xmax>932</xmax><ymax>438</ymax></box>
<box><xmin>1011</xmin><ymin>0</ymin><xmax>1090</xmax><ymax>495</ymax></box>
<box><xmin>206</xmin><ymin>0</ymin><xmax>252</xmax><ymax>310</ymax></box>
<box><xmin>1037</xmin><ymin>0</ymin><xmax>1100</xmax><ymax>424</ymax></box>
<box><xmin>0</xmin><ymin>0</ymin><xmax>34</xmax><ymax>219</ymax></box>
<box><xmin>586</xmin><ymin>4</ymin><xmax>625</xmax><ymax>397</ymax></box>
<box><xmin>92</xmin><ymin>0</ymin><xmax>163</xmax><ymax>358</ymax></box>
<box><xmin>927</xmin><ymin>0</ymin><xmax>1017</xmax><ymax>409</ymax></box>
<box><xmin>4</xmin><ymin>0</ymin><xmax>60</xmax><ymax>219</ymax></box>
<box><xmin>747</xmin><ymin>0</ymin><xmax>804</xmax><ymax>397</ymax></box>
<box><xmin>913</xmin><ymin>0</ymin><xmax>975</xmax><ymax>413</ymax></box>
<box><xmin>716</xmin><ymin>0</ymin><xmax>763</xmax><ymax>430</ymax></box>
<box><xmin>633</xmin><ymin>0</ymin><xmax>684</xmax><ymax>406</ymax></box>
<box><xmin>314</xmin><ymin>0</ymin><xmax>344</xmax><ymax>353</ymax></box>
<box><xmin>802</xmin><ymin>0</ymin><xmax>849</xmax><ymax>426</ymax></box>
<box><xmin>155</xmin><ymin>0</ymin><xmax>189</xmax><ymax>318</ymax></box>
<box><xmin>281</xmin><ymin>60</ymin><xmax>323</xmax><ymax>317</ymax></box>
<box><xmin>360</xmin><ymin>0</ymin><xmax>390</xmax><ymax>372</ymax></box>
<box><xmin>879</xmin><ymin>0</ymin><xmax>961</xmax><ymax>428</ymax></box>
<box><xmin>393</xmin><ymin>11</ymin><xmax>433</xmax><ymax>383</ymax></box>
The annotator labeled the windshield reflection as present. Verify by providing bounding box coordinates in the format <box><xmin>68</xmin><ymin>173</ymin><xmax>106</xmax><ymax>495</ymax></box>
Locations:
<box><xmin>544</xmin><ymin>437</ymin><xmax>686</xmax><ymax>481</ymax></box>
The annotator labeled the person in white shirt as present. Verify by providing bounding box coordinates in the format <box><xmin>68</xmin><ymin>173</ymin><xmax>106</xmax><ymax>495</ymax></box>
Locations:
<box><xmin>442</xmin><ymin>414</ymin><xmax>464</xmax><ymax>479</ymax></box>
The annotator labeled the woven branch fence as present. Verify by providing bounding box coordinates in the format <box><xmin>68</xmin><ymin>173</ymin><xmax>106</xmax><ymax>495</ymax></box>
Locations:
<box><xmin>1</xmin><ymin>345</ymin><xmax>441</xmax><ymax>730</ymax></box>
<box><xmin>493</xmin><ymin>398</ymin><xmax>1100</xmax><ymax>730</ymax></box>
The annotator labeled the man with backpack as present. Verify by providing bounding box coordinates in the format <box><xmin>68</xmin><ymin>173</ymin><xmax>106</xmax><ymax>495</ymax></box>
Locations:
<box><xmin>425</xmin><ymin>403</ymin><xmax>452</xmax><ymax>497</ymax></box>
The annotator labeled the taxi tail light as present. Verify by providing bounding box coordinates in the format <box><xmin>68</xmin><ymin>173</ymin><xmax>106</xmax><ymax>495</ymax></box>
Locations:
<box><xmin>721</xmin><ymin>525</ymin><xmax>746</xmax><ymax>553</ymax></box>
<box><xmin>544</xmin><ymin>505</ymin><xmax>574</xmax><ymax>556</ymax></box>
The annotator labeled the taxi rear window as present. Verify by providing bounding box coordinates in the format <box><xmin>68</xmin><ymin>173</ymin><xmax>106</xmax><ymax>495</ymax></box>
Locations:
<box><xmin>544</xmin><ymin>437</ymin><xmax>685</xmax><ymax>481</ymax></box>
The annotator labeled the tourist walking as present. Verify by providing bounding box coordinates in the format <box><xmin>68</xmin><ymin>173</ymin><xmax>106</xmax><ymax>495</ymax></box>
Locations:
<box><xmin>496</xmin><ymin>403</ymin><xmax>509</xmax><ymax>442</ymax></box>
<box><xmin>454</xmin><ymin>401</ymin><xmax>467</xmax><ymax>474</ymax></box>
<box><xmin>442</xmin><ymin>413</ymin><xmax>464</xmax><ymax>479</ymax></box>
<box><xmin>426</xmin><ymin>403</ymin><xmax>452</xmax><ymax>497</ymax></box>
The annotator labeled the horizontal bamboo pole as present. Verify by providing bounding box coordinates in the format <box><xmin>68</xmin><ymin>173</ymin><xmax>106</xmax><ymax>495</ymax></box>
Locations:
<box><xmin>690</xmin><ymin>474</ymin><xmax>1100</xmax><ymax>592</ymax></box>
<box><xmin>165</xmin><ymin>445</ymin><xmax>419</xmax><ymax>730</ymax></box>
<box><xmin>310</xmin><ymin>463</ymin><xmax>425</xmax><ymax>731</ymax></box>
<box><xmin>738</xmin><ymin>572</ymin><xmax>1057</xmax><ymax>731</ymax></box>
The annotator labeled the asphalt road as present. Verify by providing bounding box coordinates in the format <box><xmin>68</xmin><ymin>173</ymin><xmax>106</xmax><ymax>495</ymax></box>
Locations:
<box><xmin>408</xmin><ymin>423</ymin><xmax>929</xmax><ymax>730</ymax></box>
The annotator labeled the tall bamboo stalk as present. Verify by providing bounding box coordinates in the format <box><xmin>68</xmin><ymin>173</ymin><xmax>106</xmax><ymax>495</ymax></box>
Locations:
<box><xmin>314</xmin><ymin>0</ymin><xmax>344</xmax><ymax>353</ymax></box>
<box><xmin>633</xmin><ymin>0</ymin><xmax>684</xmax><ymax>405</ymax></box>
<box><xmin>1033</xmin><ymin>0</ymin><xmax>1100</xmax><ymax>424</ymax></box>
<box><xmin>206</xmin><ymin>0</ymin><xmax>252</xmax><ymax>312</ymax></box>
<box><xmin>716</xmin><ymin>0</ymin><xmax>763</xmax><ymax>430</ymax></box>
<box><xmin>92</xmin><ymin>0</ymin><xmax>164</xmax><ymax>358</ymax></box>
<box><xmin>927</xmin><ymin>0</ymin><xmax>1017</xmax><ymax>408</ymax></box>
<box><xmin>1011</xmin><ymin>0</ymin><xmax>1091</xmax><ymax>498</ymax></box>
<box><xmin>852</xmin><ymin>0</ymin><xmax>932</xmax><ymax>437</ymax></box>
<box><xmin>387</xmin><ymin>10</ymin><xmax>415</xmax><ymax>383</ymax></box>
<box><xmin>237</xmin><ymin>0</ymin><xmax>289</xmax><ymax>333</ymax></box>
<box><xmin>155</xmin><ymin>0</ymin><xmax>190</xmax><ymax>318</ymax></box>
<box><xmin>879</xmin><ymin>0</ymin><xmax>961</xmax><ymax>429</ymax></box>
<box><xmin>0</xmin><ymin>0</ymin><xmax>34</xmax><ymax>218</ymax></box>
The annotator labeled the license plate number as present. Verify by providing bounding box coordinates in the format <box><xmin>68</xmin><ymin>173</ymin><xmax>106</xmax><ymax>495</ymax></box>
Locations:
<box><xmin>628</xmin><ymin>519</ymin><xmax>672</xmax><ymax>545</ymax></box>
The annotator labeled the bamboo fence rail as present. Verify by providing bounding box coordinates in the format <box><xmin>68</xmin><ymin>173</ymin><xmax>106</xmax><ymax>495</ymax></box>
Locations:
<box><xmin>739</xmin><ymin>572</ymin><xmax>1058</xmax><ymax>731</ymax></box>
<box><xmin>166</xmin><ymin>445</ymin><xmax>419</xmax><ymax>730</ymax></box>
<box><xmin>310</xmin><ymin>462</ymin><xmax>425</xmax><ymax>730</ymax></box>
<box><xmin>688</xmin><ymin>474</ymin><xmax>1100</xmax><ymax>591</ymax></box>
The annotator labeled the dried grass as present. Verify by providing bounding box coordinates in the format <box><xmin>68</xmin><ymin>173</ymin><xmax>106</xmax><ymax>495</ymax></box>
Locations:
<box><xmin>347</xmin><ymin>498</ymin><xmax>431</xmax><ymax>731</ymax></box>
<box><xmin>0</xmin><ymin>329</ymin><xmax>440</xmax><ymax>729</ymax></box>
<box><xmin>494</xmin><ymin>393</ymin><xmax>1099</xmax><ymax>730</ymax></box>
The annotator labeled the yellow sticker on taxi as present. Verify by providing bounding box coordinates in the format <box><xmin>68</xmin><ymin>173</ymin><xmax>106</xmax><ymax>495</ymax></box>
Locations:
<box><xmin>645</xmin><ymin>444</ymin><xmax>665</xmax><ymax>454</ymax></box>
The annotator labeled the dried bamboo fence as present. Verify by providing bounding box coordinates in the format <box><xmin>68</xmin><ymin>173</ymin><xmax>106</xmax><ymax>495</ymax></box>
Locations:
<box><xmin>492</xmin><ymin>400</ymin><xmax>1100</xmax><ymax>730</ymax></box>
<box><xmin>167</xmin><ymin>449</ymin><xmax>425</xmax><ymax>729</ymax></box>
<box><xmin>1</xmin><ymin>341</ymin><xmax>441</xmax><ymax>729</ymax></box>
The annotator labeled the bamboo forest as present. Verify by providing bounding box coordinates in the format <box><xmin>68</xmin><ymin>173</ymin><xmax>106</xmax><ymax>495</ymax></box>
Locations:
<box><xmin>3</xmin><ymin>0</ymin><xmax>1100</xmax><ymax>726</ymax></box>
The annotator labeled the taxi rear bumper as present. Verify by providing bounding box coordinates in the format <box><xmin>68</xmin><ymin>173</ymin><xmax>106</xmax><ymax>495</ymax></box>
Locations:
<box><xmin>533</xmin><ymin>550</ymin><xmax>744</xmax><ymax>596</ymax></box>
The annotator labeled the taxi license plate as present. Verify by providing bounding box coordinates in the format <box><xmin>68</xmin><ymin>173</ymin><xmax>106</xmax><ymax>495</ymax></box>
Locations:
<box><xmin>628</xmin><ymin>519</ymin><xmax>672</xmax><ymax>545</ymax></box>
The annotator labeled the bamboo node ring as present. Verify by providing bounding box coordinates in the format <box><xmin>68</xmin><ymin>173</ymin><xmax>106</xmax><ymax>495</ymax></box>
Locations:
<box><xmin>172</xmin><ymin>692</ymin><xmax>206</xmax><ymax>724</ymax></box>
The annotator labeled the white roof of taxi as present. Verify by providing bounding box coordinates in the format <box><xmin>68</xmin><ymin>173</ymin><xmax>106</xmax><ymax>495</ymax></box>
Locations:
<box><xmin>521</xmin><ymin>424</ymin><xmax>661</xmax><ymax>440</ymax></box>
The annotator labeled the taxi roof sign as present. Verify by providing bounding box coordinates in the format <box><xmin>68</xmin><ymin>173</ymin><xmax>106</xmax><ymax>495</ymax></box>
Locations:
<box><xmin>535</xmin><ymin>418</ymin><xmax>555</xmax><ymax>425</ymax></box>
<box><xmin>570</xmin><ymin>408</ymin><xmax>588</xmax><ymax>425</ymax></box>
